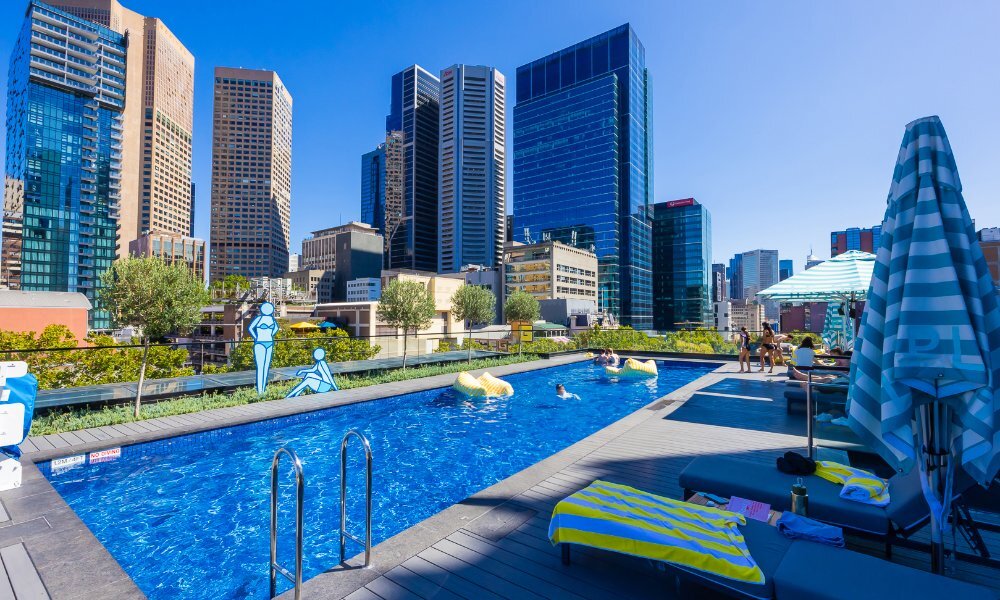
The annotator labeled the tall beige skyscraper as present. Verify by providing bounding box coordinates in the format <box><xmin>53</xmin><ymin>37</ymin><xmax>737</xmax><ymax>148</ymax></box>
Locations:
<box><xmin>51</xmin><ymin>0</ymin><xmax>195</xmax><ymax>256</ymax></box>
<box><xmin>209</xmin><ymin>67</ymin><xmax>293</xmax><ymax>281</ymax></box>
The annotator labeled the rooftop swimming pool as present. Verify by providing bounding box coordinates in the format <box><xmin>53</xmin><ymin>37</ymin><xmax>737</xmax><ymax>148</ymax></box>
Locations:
<box><xmin>39</xmin><ymin>360</ymin><xmax>716</xmax><ymax>599</ymax></box>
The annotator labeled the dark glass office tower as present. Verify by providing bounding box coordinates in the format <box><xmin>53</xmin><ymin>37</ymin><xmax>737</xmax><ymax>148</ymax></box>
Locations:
<box><xmin>3</xmin><ymin>1</ymin><xmax>126</xmax><ymax>329</ymax></box>
<box><xmin>512</xmin><ymin>24</ymin><xmax>653</xmax><ymax>328</ymax></box>
<box><xmin>385</xmin><ymin>65</ymin><xmax>439</xmax><ymax>272</ymax></box>
<box><xmin>652</xmin><ymin>199</ymin><xmax>712</xmax><ymax>330</ymax></box>
<box><xmin>361</xmin><ymin>144</ymin><xmax>386</xmax><ymax>234</ymax></box>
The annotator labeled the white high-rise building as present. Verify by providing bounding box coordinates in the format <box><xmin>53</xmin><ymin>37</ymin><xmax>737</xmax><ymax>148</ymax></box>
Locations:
<box><xmin>438</xmin><ymin>64</ymin><xmax>506</xmax><ymax>273</ymax></box>
<box><xmin>740</xmin><ymin>249</ymin><xmax>780</xmax><ymax>322</ymax></box>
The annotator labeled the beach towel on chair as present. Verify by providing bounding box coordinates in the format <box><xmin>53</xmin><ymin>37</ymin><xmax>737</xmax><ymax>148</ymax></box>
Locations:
<box><xmin>548</xmin><ymin>480</ymin><xmax>764</xmax><ymax>584</ymax></box>
<box><xmin>814</xmin><ymin>461</ymin><xmax>890</xmax><ymax>506</ymax></box>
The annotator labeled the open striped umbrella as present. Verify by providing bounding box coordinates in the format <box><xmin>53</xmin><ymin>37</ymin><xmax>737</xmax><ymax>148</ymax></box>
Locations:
<box><xmin>847</xmin><ymin>116</ymin><xmax>1000</xmax><ymax>571</ymax></box>
<box><xmin>756</xmin><ymin>250</ymin><xmax>875</xmax><ymax>303</ymax></box>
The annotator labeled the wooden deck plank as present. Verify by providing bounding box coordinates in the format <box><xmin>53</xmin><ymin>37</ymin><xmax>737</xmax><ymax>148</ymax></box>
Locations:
<box><xmin>363</xmin><ymin>575</ymin><xmax>424</xmax><ymax>600</ymax></box>
<box><xmin>399</xmin><ymin>555</ymin><xmax>505</xmax><ymax>600</ymax></box>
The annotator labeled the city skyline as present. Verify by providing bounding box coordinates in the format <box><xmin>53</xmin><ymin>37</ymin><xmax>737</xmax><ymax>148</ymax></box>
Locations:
<box><xmin>0</xmin><ymin>1</ymin><xmax>999</xmax><ymax>276</ymax></box>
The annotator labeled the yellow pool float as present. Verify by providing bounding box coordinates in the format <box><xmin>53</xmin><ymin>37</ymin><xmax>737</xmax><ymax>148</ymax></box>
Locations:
<box><xmin>452</xmin><ymin>371</ymin><xmax>514</xmax><ymax>397</ymax></box>
<box><xmin>605</xmin><ymin>358</ymin><xmax>658</xmax><ymax>378</ymax></box>
<box><xmin>478</xmin><ymin>372</ymin><xmax>514</xmax><ymax>396</ymax></box>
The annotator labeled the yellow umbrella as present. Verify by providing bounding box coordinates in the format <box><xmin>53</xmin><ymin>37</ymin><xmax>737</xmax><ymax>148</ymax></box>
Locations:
<box><xmin>289</xmin><ymin>321</ymin><xmax>320</xmax><ymax>331</ymax></box>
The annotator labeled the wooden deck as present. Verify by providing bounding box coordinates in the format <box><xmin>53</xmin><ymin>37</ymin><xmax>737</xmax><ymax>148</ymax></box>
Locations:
<box><xmin>326</xmin><ymin>364</ymin><xmax>1000</xmax><ymax>600</ymax></box>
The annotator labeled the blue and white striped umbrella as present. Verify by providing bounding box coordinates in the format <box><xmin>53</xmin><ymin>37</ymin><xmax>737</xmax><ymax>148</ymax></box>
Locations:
<box><xmin>847</xmin><ymin>116</ymin><xmax>1000</xmax><ymax>487</ymax></box>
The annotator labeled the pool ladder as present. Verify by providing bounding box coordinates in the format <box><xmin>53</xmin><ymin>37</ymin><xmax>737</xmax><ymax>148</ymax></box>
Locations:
<box><xmin>267</xmin><ymin>432</ymin><xmax>372</xmax><ymax>599</ymax></box>
<box><xmin>269</xmin><ymin>447</ymin><xmax>304</xmax><ymax>599</ymax></box>
<box><xmin>340</xmin><ymin>430</ymin><xmax>373</xmax><ymax>567</ymax></box>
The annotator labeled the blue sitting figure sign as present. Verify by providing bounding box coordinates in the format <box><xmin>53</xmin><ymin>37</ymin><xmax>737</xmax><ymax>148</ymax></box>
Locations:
<box><xmin>286</xmin><ymin>348</ymin><xmax>338</xmax><ymax>398</ymax></box>
<box><xmin>0</xmin><ymin>361</ymin><xmax>37</xmax><ymax>491</ymax></box>
<box><xmin>248</xmin><ymin>302</ymin><xmax>279</xmax><ymax>395</ymax></box>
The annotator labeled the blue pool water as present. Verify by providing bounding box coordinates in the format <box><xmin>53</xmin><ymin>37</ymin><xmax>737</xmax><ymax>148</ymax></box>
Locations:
<box><xmin>39</xmin><ymin>361</ymin><xmax>715</xmax><ymax>599</ymax></box>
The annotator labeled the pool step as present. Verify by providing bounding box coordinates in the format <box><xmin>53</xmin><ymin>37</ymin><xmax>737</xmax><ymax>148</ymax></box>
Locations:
<box><xmin>0</xmin><ymin>543</ymin><xmax>49</xmax><ymax>599</ymax></box>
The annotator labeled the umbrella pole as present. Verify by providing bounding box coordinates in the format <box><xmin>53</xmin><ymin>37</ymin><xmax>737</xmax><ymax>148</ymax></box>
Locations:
<box><xmin>919</xmin><ymin>379</ymin><xmax>953</xmax><ymax>575</ymax></box>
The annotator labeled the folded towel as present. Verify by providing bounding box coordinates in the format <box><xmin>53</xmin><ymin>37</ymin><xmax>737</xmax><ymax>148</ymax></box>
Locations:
<box><xmin>814</xmin><ymin>461</ymin><xmax>890</xmax><ymax>506</ymax></box>
<box><xmin>776</xmin><ymin>512</ymin><xmax>845</xmax><ymax>547</ymax></box>
<box><xmin>841</xmin><ymin>476</ymin><xmax>890</xmax><ymax>507</ymax></box>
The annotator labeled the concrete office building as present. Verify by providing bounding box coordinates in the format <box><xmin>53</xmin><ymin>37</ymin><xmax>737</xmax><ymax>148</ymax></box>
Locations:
<box><xmin>346</xmin><ymin>277</ymin><xmax>381</xmax><ymax>302</ymax></box>
<box><xmin>737</xmin><ymin>249</ymin><xmax>780</xmax><ymax>322</ymax></box>
<box><xmin>129</xmin><ymin>231</ymin><xmax>207</xmax><ymax>281</ymax></box>
<box><xmin>979</xmin><ymin>228</ymin><xmax>1000</xmax><ymax>288</ymax></box>
<box><xmin>729</xmin><ymin>298</ymin><xmax>766</xmax><ymax>334</ymax></box>
<box><xmin>333</xmin><ymin>229</ymin><xmax>383</xmax><ymax>301</ymax></box>
<box><xmin>284</xmin><ymin>268</ymin><xmax>334</xmax><ymax>303</ymax></box>
<box><xmin>209</xmin><ymin>67</ymin><xmax>293</xmax><ymax>281</ymax></box>
<box><xmin>385</xmin><ymin>66</ymin><xmax>440</xmax><ymax>271</ymax></box>
<box><xmin>302</xmin><ymin>221</ymin><xmax>379</xmax><ymax>271</ymax></box>
<box><xmin>512</xmin><ymin>24</ymin><xmax>653</xmax><ymax>328</ymax></box>
<box><xmin>3</xmin><ymin>2</ymin><xmax>126</xmax><ymax>329</ymax></box>
<box><xmin>438</xmin><ymin>64</ymin><xmax>506</xmax><ymax>272</ymax></box>
<box><xmin>503</xmin><ymin>240</ymin><xmax>598</xmax><ymax>303</ymax></box>
<box><xmin>711</xmin><ymin>263</ymin><xmax>727</xmax><ymax>302</ymax></box>
<box><xmin>53</xmin><ymin>0</ymin><xmax>195</xmax><ymax>254</ymax></box>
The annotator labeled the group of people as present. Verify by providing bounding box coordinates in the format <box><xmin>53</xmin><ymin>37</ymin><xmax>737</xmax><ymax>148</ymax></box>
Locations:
<box><xmin>593</xmin><ymin>348</ymin><xmax>620</xmax><ymax>367</ymax></box>
<box><xmin>737</xmin><ymin>322</ymin><xmax>785</xmax><ymax>373</ymax></box>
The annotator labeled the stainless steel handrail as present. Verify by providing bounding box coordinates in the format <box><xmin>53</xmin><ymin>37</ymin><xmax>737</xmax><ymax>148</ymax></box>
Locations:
<box><xmin>270</xmin><ymin>447</ymin><xmax>304</xmax><ymax>599</ymax></box>
<box><xmin>340</xmin><ymin>430</ymin><xmax>373</xmax><ymax>567</ymax></box>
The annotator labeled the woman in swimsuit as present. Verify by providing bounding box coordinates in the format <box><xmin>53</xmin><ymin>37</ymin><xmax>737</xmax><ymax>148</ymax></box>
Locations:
<box><xmin>758</xmin><ymin>322</ymin><xmax>776</xmax><ymax>374</ymax></box>
<box><xmin>738</xmin><ymin>327</ymin><xmax>752</xmax><ymax>372</ymax></box>
<box><xmin>287</xmin><ymin>347</ymin><xmax>338</xmax><ymax>397</ymax></box>
<box><xmin>248</xmin><ymin>302</ymin><xmax>279</xmax><ymax>394</ymax></box>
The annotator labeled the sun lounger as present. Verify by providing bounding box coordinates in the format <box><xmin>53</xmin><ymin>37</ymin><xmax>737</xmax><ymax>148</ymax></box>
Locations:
<box><xmin>552</xmin><ymin>481</ymin><xmax>996</xmax><ymax>599</ymax></box>
<box><xmin>678</xmin><ymin>455</ymin><xmax>989</xmax><ymax>558</ymax></box>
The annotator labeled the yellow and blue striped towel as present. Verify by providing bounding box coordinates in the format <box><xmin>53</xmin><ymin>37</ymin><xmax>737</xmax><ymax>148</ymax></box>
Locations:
<box><xmin>548</xmin><ymin>480</ymin><xmax>764</xmax><ymax>584</ymax></box>
<box><xmin>814</xmin><ymin>461</ymin><xmax>890</xmax><ymax>507</ymax></box>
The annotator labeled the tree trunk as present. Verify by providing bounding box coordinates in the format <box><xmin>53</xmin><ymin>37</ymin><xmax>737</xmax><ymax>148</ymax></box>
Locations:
<box><xmin>467</xmin><ymin>322</ymin><xmax>473</xmax><ymax>364</ymax></box>
<box><xmin>135</xmin><ymin>339</ymin><xmax>150</xmax><ymax>419</ymax></box>
<box><xmin>401</xmin><ymin>329</ymin><xmax>408</xmax><ymax>370</ymax></box>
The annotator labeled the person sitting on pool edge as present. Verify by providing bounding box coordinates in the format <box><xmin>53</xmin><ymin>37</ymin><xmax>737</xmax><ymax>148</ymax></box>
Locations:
<box><xmin>555</xmin><ymin>384</ymin><xmax>580</xmax><ymax>400</ymax></box>
<box><xmin>285</xmin><ymin>348</ymin><xmax>338</xmax><ymax>397</ymax></box>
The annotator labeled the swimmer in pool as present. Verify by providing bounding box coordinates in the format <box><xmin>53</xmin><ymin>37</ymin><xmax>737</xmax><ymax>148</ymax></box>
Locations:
<box><xmin>555</xmin><ymin>384</ymin><xmax>580</xmax><ymax>400</ymax></box>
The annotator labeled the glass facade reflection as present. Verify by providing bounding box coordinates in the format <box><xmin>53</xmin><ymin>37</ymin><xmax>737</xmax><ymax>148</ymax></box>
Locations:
<box><xmin>512</xmin><ymin>24</ymin><xmax>653</xmax><ymax>329</ymax></box>
<box><xmin>3</xmin><ymin>2</ymin><xmax>126</xmax><ymax>329</ymax></box>
<box><xmin>385</xmin><ymin>65</ymin><xmax>439</xmax><ymax>272</ymax></box>
<box><xmin>652</xmin><ymin>199</ymin><xmax>712</xmax><ymax>330</ymax></box>
<box><xmin>361</xmin><ymin>144</ymin><xmax>386</xmax><ymax>234</ymax></box>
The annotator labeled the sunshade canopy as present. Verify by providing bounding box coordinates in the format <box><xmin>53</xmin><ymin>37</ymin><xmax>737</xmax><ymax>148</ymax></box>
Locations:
<box><xmin>288</xmin><ymin>321</ymin><xmax>320</xmax><ymax>330</ymax></box>
<box><xmin>756</xmin><ymin>251</ymin><xmax>875</xmax><ymax>303</ymax></box>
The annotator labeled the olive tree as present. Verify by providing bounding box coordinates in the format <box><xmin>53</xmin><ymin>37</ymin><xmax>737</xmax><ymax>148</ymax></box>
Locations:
<box><xmin>376</xmin><ymin>279</ymin><xmax>435</xmax><ymax>369</ymax></box>
<box><xmin>100</xmin><ymin>256</ymin><xmax>210</xmax><ymax>417</ymax></box>
<box><xmin>503</xmin><ymin>290</ymin><xmax>540</xmax><ymax>355</ymax></box>
<box><xmin>451</xmin><ymin>285</ymin><xmax>497</xmax><ymax>363</ymax></box>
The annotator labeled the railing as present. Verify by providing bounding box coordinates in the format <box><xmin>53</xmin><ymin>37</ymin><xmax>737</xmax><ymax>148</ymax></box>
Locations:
<box><xmin>269</xmin><ymin>447</ymin><xmax>304</xmax><ymax>599</ymax></box>
<box><xmin>339</xmin><ymin>431</ymin><xmax>373</xmax><ymax>567</ymax></box>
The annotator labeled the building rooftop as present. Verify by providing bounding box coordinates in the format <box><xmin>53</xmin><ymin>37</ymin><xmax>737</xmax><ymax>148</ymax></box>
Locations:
<box><xmin>0</xmin><ymin>290</ymin><xmax>91</xmax><ymax>310</ymax></box>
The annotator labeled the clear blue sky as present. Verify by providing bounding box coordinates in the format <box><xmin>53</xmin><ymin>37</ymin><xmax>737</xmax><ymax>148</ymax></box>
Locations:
<box><xmin>2</xmin><ymin>0</ymin><xmax>998</xmax><ymax>272</ymax></box>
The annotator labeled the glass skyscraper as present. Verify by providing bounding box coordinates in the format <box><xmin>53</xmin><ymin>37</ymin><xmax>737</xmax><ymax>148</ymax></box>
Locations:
<box><xmin>651</xmin><ymin>199</ymin><xmax>712</xmax><ymax>330</ymax></box>
<box><xmin>361</xmin><ymin>144</ymin><xmax>386</xmax><ymax>234</ymax></box>
<box><xmin>3</xmin><ymin>1</ymin><xmax>126</xmax><ymax>329</ymax></box>
<box><xmin>385</xmin><ymin>65</ymin><xmax>439</xmax><ymax>272</ymax></box>
<box><xmin>512</xmin><ymin>24</ymin><xmax>653</xmax><ymax>329</ymax></box>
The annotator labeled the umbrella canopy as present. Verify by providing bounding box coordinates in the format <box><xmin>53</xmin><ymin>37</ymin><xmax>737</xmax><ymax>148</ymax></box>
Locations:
<box><xmin>756</xmin><ymin>250</ymin><xmax>875</xmax><ymax>303</ymax></box>
<box><xmin>288</xmin><ymin>321</ymin><xmax>320</xmax><ymax>331</ymax></box>
<box><xmin>847</xmin><ymin>116</ymin><xmax>1000</xmax><ymax>486</ymax></box>
<box><xmin>317</xmin><ymin>321</ymin><xmax>337</xmax><ymax>330</ymax></box>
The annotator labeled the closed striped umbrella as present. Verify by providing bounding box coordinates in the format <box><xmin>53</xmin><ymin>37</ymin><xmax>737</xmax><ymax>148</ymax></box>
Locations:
<box><xmin>757</xmin><ymin>250</ymin><xmax>875</xmax><ymax>303</ymax></box>
<box><xmin>847</xmin><ymin>116</ymin><xmax>1000</xmax><ymax>571</ymax></box>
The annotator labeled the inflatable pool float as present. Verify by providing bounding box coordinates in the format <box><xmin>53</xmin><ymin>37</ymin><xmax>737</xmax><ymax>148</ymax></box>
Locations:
<box><xmin>452</xmin><ymin>372</ymin><xmax>514</xmax><ymax>397</ymax></box>
<box><xmin>605</xmin><ymin>358</ymin><xmax>658</xmax><ymax>378</ymax></box>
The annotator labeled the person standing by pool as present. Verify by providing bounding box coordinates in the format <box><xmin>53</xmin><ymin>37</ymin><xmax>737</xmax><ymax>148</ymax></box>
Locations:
<box><xmin>248</xmin><ymin>302</ymin><xmax>279</xmax><ymax>394</ymax></box>
<box><xmin>286</xmin><ymin>348</ymin><xmax>338</xmax><ymax>397</ymax></box>
<box><xmin>738</xmin><ymin>327</ymin><xmax>752</xmax><ymax>372</ymax></box>
<box><xmin>758</xmin><ymin>322</ymin><xmax>776</xmax><ymax>373</ymax></box>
